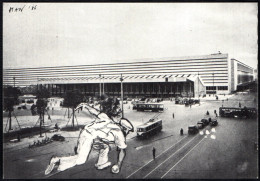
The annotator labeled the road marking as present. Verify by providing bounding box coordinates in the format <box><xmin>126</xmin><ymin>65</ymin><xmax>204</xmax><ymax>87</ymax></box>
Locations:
<box><xmin>135</xmin><ymin>134</ymin><xmax>175</xmax><ymax>150</ymax></box>
<box><xmin>126</xmin><ymin>136</ymin><xmax>187</xmax><ymax>178</ymax></box>
<box><xmin>143</xmin><ymin>135</ymin><xmax>198</xmax><ymax>178</ymax></box>
<box><xmin>161</xmin><ymin>137</ymin><xmax>205</xmax><ymax>178</ymax></box>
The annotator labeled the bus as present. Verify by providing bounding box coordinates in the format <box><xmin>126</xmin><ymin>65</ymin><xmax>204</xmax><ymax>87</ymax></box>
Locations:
<box><xmin>219</xmin><ymin>107</ymin><xmax>257</xmax><ymax>119</ymax></box>
<box><xmin>136</xmin><ymin>119</ymin><xmax>163</xmax><ymax>138</ymax></box>
<box><xmin>133</xmin><ymin>103</ymin><xmax>164</xmax><ymax>112</ymax></box>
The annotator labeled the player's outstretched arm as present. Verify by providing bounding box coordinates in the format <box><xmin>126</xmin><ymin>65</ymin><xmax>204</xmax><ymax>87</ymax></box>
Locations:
<box><xmin>111</xmin><ymin>148</ymin><xmax>126</xmax><ymax>174</ymax></box>
<box><xmin>75</xmin><ymin>103</ymin><xmax>100</xmax><ymax>117</ymax></box>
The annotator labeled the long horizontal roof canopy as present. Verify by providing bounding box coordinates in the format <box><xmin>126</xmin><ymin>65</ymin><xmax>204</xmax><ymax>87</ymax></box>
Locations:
<box><xmin>38</xmin><ymin>73</ymin><xmax>200</xmax><ymax>84</ymax></box>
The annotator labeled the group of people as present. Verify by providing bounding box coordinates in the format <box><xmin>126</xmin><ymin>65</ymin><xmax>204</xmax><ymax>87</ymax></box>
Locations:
<box><xmin>45</xmin><ymin>97</ymin><xmax>134</xmax><ymax>175</ymax></box>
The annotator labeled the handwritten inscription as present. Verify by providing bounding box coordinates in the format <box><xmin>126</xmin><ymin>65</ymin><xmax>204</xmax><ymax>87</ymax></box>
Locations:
<box><xmin>9</xmin><ymin>4</ymin><xmax>37</xmax><ymax>13</ymax></box>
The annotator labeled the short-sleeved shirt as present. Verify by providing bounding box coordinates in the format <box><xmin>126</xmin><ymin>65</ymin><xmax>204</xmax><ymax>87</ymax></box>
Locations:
<box><xmin>108</xmin><ymin>129</ymin><xmax>127</xmax><ymax>149</ymax></box>
<box><xmin>84</xmin><ymin>113</ymin><xmax>127</xmax><ymax>149</ymax></box>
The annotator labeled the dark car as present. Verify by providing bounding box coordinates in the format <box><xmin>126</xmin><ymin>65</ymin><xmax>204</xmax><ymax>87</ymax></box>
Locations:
<box><xmin>197</xmin><ymin>122</ymin><xmax>204</xmax><ymax>129</ymax></box>
<box><xmin>188</xmin><ymin>125</ymin><xmax>199</xmax><ymax>135</ymax></box>
<box><xmin>210</xmin><ymin>119</ymin><xmax>218</xmax><ymax>126</ymax></box>
<box><xmin>201</xmin><ymin>119</ymin><xmax>209</xmax><ymax>126</ymax></box>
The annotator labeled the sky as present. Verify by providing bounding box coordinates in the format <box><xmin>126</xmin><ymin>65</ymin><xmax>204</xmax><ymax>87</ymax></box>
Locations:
<box><xmin>3</xmin><ymin>3</ymin><xmax>258</xmax><ymax>69</ymax></box>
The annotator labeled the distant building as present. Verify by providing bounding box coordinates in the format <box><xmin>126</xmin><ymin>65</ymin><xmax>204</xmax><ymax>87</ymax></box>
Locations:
<box><xmin>3</xmin><ymin>53</ymin><xmax>256</xmax><ymax>98</ymax></box>
<box><xmin>47</xmin><ymin>97</ymin><xmax>64</xmax><ymax>109</ymax></box>
<box><xmin>18</xmin><ymin>95</ymin><xmax>37</xmax><ymax>104</ymax></box>
<box><xmin>254</xmin><ymin>69</ymin><xmax>258</xmax><ymax>81</ymax></box>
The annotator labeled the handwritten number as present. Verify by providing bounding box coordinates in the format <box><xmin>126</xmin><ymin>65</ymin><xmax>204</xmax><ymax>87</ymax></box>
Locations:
<box><xmin>32</xmin><ymin>5</ymin><xmax>37</xmax><ymax>10</ymax></box>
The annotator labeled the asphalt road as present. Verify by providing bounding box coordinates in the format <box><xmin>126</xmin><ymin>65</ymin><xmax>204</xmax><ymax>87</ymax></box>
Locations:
<box><xmin>3</xmin><ymin>92</ymin><xmax>258</xmax><ymax>179</ymax></box>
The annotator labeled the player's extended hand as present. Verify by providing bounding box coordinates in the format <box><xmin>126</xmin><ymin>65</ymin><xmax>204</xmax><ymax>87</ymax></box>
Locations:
<box><xmin>111</xmin><ymin>164</ymin><xmax>120</xmax><ymax>174</ymax></box>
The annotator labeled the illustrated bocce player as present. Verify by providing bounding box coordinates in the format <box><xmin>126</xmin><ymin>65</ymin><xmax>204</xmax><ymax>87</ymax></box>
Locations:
<box><xmin>45</xmin><ymin>99</ymin><xmax>134</xmax><ymax>175</ymax></box>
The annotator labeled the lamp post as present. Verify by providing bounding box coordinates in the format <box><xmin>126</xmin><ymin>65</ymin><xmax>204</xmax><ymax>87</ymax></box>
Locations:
<box><xmin>103</xmin><ymin>75</ymin><xmax>105</xmax><ymax>95</ymax></box>
<box><xmin>120</xmin><ymin>74</ymin><xmax>124</xmax><ymax>118</ymax></box>
<box><xmin>99</xmin><ymin>74</ymin><xmax>102</xmax><ymax>97</ymax></box>
<box><xmin>212</xmin><ymin>73</ymin><xmax>215</xmax><ymax>94</ymax></box>
<box><xmin>13</xmin><ymin>77</ymin><xmax>15</xmax><ymax>88</ymax></box>
<box><xmin>198</xmin><ymin>72</ymin><xmax>200</xmax><ymax>98</ymax></box>
<box><xmin>99</xmin><ymin>74</ymin><xmax>102</xmax><ymax>111</ymax></box>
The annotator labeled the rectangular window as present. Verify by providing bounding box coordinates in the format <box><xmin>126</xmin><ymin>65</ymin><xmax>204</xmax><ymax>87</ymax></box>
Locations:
<box><xmin>218</xmin><ymin>86</ymin><xmax>228</xmax><ymax>90</ymax></box>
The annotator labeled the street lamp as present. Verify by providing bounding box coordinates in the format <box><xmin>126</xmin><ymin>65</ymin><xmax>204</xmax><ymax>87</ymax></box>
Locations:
<box><xmin>13</xmin><ymin>77</ymin><xmax>15</xmax><ymax>88</ymax></box>
<box><xmin>212</xmin><ymin>73</ymin><xmax>215</xmax><ymax>94</ymax></box>
<box><xmin>99</xmin><ymin>74</ymin><xmax>102</xmax><ymax>97</ymax></box>
<box><xmin>198</xmin><ymin>72</ymin><xmax>200</xmax><ymax>98</ymax></box>
<box><xmin>103</xmin><ymin>75</ymin><xmax>105</xmax><ymax>95</ymax></box>
<box><xmin>120</xmin><ymin>74</ymin><xmax>124</xmax><ymax>118</ymax></box>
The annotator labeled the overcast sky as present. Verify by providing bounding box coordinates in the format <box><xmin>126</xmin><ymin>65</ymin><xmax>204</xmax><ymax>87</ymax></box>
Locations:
<box><xmin>3</xmin><ymin>3</ymin><xmax>258</xmax><ymax>69</ymax></box>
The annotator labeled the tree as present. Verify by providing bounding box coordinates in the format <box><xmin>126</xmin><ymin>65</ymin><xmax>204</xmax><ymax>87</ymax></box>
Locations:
<box><xmin>19</xmin><ymin>85</ymin><xmax>38</xmax><ymax>95</ymax></box>
<box><xmin>36</xmin><ymin>86</ymin><xmax>50</xmax><ymax>137</ymax></box>
<box><xmin>63</xmin><ymin>90</ymin><xmax>84</xmax><ymax>128</ymax></box>
<box><xmin>36</xmin><ymin>86</ymin><xmax>50</xmax><ymax>99</ymax></box>
<box><xmin>36</xmin><ymin>86</ymin><xmax>50</xmax><ymax>123</ymax></box>
<box><xmin>3</xmin><ymin>86</ymin><xmax>21</xmax><ymax>131</ymax></box>
<box><xmin>3</xmin><ymin>86</ymin><xmax>21</xmax><ymax>105</ymax></box>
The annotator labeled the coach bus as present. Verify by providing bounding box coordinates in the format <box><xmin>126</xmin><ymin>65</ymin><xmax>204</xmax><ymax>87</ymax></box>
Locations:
<box><xmin>136</xmin><ymin>119</ymin><xmax>163</xmax><ymax>138</ymax></box>
<box><xmin>133</xmin><ymin>103</ymin><xmax>164</xmax><ymax>112</ymax></box>
<box><xmin>219</xmin><ymin>107</ymin><xmax>257</xmax><ymax>119</ymax></box>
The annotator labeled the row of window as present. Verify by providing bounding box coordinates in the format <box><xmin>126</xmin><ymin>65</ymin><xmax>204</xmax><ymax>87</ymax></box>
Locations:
<box><xmin>144</xmin><ymin>122</ymin><xmax>162</xmax><ymax>132</ymax></box>
<box><xmin>206</xmin><ymin>86</ymin><xmax>228</xmax><ymax>90</ymax></box>
<box><xmin>137</xmin><ymin>104</ymin><xmax>164</xmax><ymax>108</ymax></box>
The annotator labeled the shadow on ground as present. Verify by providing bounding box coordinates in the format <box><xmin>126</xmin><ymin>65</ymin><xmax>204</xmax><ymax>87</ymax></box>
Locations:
<box><xmin>3</xmin><ymin>127</ymin><xmax>50</xmax><ymax>143</ymax></box>
<box><xmin>60</xmin><ymin>125</ymin><xmax>84</xmax><ymax>132</ymax></box>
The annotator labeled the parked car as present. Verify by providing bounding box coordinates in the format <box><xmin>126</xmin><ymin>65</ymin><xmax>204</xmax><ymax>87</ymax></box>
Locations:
<box><xmin>210</xmin><ymin>119</ymin><xmax>218</xmax><ymax>126</ymax></box>
<box><xmin>197</xmin><ymin>122</ymin><xmax>204</xmax><ymax>129</ymax></box>
<box><xmin>201</xmin><ymin>119</ymin><xmax>210</xmax><ymax>126</ymax></box>
<box><xmin>188</xmin><ymin>125</ymin><xmax>199</xmax><ymax>135</ymax></box>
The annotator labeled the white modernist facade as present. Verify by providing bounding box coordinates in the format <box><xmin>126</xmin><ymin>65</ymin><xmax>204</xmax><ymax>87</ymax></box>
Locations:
<box><xmin>3</xmin><ymin>53</ymin><xmax>255</xmax><ymax>97</ymax></box>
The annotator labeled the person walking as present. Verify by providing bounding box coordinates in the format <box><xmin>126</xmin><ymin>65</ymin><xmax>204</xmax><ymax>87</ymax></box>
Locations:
<box><xmin>172</xmin><ymin>113</ymin><xmax>174</xmax><ymax>119</ymax></box>
<box><xmin>239</xmin><ymin>102</ymin><xmax>241</xmax><ymax>108</ymax></box>
<box><xmin>206</xmin><ymin>111</ymin><xmax>209</xmax><ymax>115</ymax></box>
<box><xmin>152</xmin><ymin>147</ymin><xmax>156</xmax><ymax>160</ymax></box>
<box><xmin>180</xmin><ymin>128</ymin><xmax>183</xmax><ymax>135</ymax></box>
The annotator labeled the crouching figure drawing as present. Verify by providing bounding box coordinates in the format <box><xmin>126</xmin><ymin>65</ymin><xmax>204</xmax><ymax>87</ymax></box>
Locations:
<box><xmin>45</xmin><ymin>99</ymin><xmax>134</xmax><ymax>175</ymax></box>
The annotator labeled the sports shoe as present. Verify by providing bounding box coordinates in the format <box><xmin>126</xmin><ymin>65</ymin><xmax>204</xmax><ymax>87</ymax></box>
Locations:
<box><xmin>95</xmin><ymin>162</ymin><xmax>111</xmax><ymax>170</ymax></box>
<box><xmin>44</xmin><ymin>156</ymin><xmax>59</xmax><ymax>175</ymax></box>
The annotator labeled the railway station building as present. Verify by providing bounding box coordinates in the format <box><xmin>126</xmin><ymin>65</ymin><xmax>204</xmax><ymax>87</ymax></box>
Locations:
<box><xmin>3</xmin><ymin>53</ymin><xmax>256</xmax><ymax>98</ymax></box>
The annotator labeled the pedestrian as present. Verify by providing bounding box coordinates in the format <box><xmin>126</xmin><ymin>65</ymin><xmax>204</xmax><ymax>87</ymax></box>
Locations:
<box><xmin>239</xmin><ymin>102</ymin><xmax>241</xmax><ymax>108</ymax></box>
<box><xmin>152</xmin><ymin>147</ymin><xmax>156</xmax><ymax>160</ymax></box>
<box><xmin>180</xmin><ymin>128</ymin><xmax>183</xmax><ymax>135</ymax></box>
<box><xmin>54</xmin><ymin>123</ymin><xmax>60</xmax><ymax>130</ymax></box>
<box><xmin>206</xmin><ymin>111</ymin><xmax>209</xmax><ymax>115</ymax></box>
<box><xmin>172</xmin><ymin>113</ymin><xmax>174</xmax><ymax>119</ymax></box>
<box><xmin>17</xmin><ymin>134</ymin><xmax>21</xmax><ymax>142</ymax></box>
